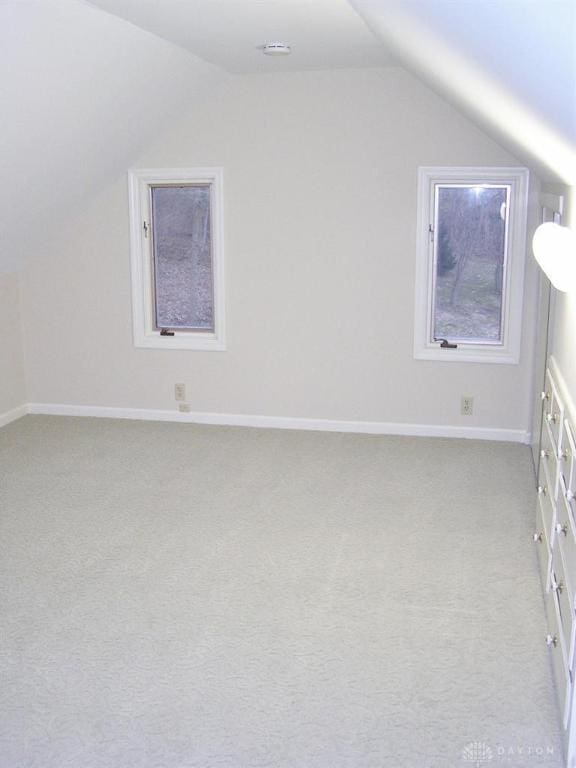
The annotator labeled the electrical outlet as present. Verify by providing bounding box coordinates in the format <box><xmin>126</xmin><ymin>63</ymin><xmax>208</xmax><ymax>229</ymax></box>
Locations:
<box><xmin>461</xmin><ymin>396</ymin><xmax>474</xmax><ymax>416</ymax></box>
<box><xmin>178</xmin><ymin>403</ymin><xmax>191</xmax><ymax>413</ymax></box>
<box><xmin>175</xmin><ymin>383</ymin><xmax>186</xmax><ymax>402</ymax></box>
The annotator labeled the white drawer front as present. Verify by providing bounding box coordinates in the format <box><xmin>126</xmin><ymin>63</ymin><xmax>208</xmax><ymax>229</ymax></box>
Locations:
<box><xmin>534</xmin><ymin>530</ymin><xmax>551</xmax><ymax>593</ymax></box>
<box><xmin>544</xmin><ymin>588</ymin><xmax>572</xmax><ymax>729</ymax></box>
<box><xmin>543</xmin><ymin>368</ymin><xmax>565</xmax><ymax>451</ymax></box>
<box><xmin>559</xmin><ymin>418</ymin><xmax>575</xmax><ymax>493</ymax></box>
<box><xmin>552</xmin><ymin>548</ymin><xmax>576</xmax><ymax>671</ymax></box>
<box><xmin>557</xmin><ymin>480</ymin><xmax>576</xmax><ymax>611</ymax></box>
<box><xmin>538</xmin><ymin>460</ymin><xmax>557</xmax><ymax>553</ymax></box>
<box><xmin>541</xmin><ymin>420</ymin><xmax>560</xmax><ymax>501</ymax></box>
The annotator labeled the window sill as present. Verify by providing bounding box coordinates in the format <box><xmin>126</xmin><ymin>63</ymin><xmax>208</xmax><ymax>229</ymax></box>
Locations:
<box><xmin>414</xmin><ymin>344</ymin><xmax>519</xmax><ymax>364</ymax></box>
<box><xmin>134</xmin><ymin>330</ymin><xmax>226</xmax><ymax>352</ymax></box>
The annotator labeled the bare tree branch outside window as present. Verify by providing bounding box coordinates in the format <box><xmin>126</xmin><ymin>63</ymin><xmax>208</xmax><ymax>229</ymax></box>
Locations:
<box><xmin>433</xmin><ymin>185</ymin><xmax>509</xmax><ymax>343</ymax></box>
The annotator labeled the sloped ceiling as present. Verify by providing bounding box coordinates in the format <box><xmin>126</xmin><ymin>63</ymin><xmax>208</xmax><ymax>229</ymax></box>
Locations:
<box><xmin>76</xmin><ymin>0</ymin><xmax>576</xmax><ymax>184</ymax></box>
<box><xmin>351</xmin><ymin>0</ymin><xmax>576</xmax><ymax>186</ymax></box>
<box><xmin>0</xmin><ymin>0</ymin><xmax>223</xmax><ymax>272</ymax></box>
<box><xmin>2</xmin><ymin>0</ymin><xmax>574</xmax><ymax>273</ymax></box>
<box><xmin>86</xmin><ymin>0</ymin><xmax>395</xmax><ymax>73</ymax></box>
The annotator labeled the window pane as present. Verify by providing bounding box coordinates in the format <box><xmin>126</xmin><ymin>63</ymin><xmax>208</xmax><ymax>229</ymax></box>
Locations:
<box><xmin>151</xmin><ymin>184</ymin><xmax>214</xmax><ymax>331</ymax></box>
<box><xmin>432</xmin><ymin>185</ymin><xmax>508</xmax><ymax>344</ymax></box>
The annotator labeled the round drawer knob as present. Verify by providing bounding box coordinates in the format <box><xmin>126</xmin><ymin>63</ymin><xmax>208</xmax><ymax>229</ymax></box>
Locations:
<box><xmin>533</xmin><ymin>531</ymin><xmax>544</xmax><ymax>543</ymax></box>
<box><xmin>541</xmin><ymin>449</ymin><xmax>549</xmax><ymax>459</ymax></box>
<box><xmin>555</xmin><ymin>522</ymin><xmax>569</xmax><ymax>537</ymax></box>
<box><xmin>538</xmin><ymin>485</ymin><xmax>548</xmax><ymax>496</ymax></box>
<box><xmin>546</xmin><ymin>634</ymin><xmax>558</xmax><ymax>647</ymax></box>
<box><xmin>542</xmin><ymin>391</ymin><xmax>550</xmax><ymax>401</ymax></box>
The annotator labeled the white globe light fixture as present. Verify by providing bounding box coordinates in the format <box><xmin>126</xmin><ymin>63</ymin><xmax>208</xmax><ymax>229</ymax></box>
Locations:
<box><xmin>532</xmin><ymin>222</ymin><xmax>576</xmax><ymax>292</ymax></box>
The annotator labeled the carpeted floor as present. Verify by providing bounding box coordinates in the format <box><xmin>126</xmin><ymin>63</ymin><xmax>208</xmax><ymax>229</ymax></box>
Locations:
<box><xmin>0</xmin><ymin>415</ymin><xmax>565</xmax><ymax>767</ymax></box>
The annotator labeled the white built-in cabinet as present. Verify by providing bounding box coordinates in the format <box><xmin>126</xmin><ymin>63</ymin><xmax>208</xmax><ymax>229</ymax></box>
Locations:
<box><xmin>534</xmin><ymin>364</ymin><xmax>576</xmax><ymax>767</ymax></box>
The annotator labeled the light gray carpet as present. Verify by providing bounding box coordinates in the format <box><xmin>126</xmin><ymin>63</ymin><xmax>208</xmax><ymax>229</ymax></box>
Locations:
<box><xmin>0</xmin><ymin>416</ymin><xmax>565</xmax><ymax>767</ymax></box>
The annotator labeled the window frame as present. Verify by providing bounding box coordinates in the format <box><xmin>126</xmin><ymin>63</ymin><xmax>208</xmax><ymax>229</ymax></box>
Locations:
<box><xmin>414</xmin><ymin>166</ymin><xmax>529</xmax><ymax>364</ymax></box>
<box><xmin>128</xmin><ymin>167</ymin><xmax>225</xmax><ymax>351</ymax></box>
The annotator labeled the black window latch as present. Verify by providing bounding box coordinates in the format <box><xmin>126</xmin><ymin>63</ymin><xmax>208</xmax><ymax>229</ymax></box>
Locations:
<box><xmin>160</xmin><ymin>328</ymin><xmax>175</xmax><ymax>336</ymax></box>
<box><xmin>436</xmin><ymin>338</ymin><xmax>458</xmax><ymax>349</ymax></box>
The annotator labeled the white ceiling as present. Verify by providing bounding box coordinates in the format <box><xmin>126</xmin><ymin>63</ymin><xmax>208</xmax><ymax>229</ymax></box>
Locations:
<box><xmin>2</xmin><ymin>0</ymin><xmax>574</xmax><ymax>274</ymax></box>
<box><xmin>85</xmin><ymin>0</ymin><xmax>395</xmax><ymax>74</ymax></box>
<box><xmin>85</xmin><ymin>0</ymin><xmax>576</xmax><ymax>183</ymax></box>
<box><xmin>379</xmin><ymin>0</ymin><xmax>576</xmax><ymax>144</ymax></box>
<box><xmin>352</xmin><ymin>0</ymin><xmax>576</xmax><ymax>184</ymax></box>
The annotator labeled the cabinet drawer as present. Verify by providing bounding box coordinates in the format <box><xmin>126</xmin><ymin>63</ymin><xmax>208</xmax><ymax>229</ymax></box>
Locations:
<box><xmin>534</xmin><ymin>527</ymin><xmax>551</xmax><ymax>593</ymax></box>
<box><xmin>557</xmin><ymin>480</ymin><xmax>576</xmax><ymax>609</ymax></box>
<box><xmin>560</xmin><ymin>418</ymin><xmax>576</xmax><ymax>499</ymax></box>
<box><xmin>551</xmin><ymin>548</ymin><xmax>576</xmax><ymax>671</ymax></box>
<box><xmin>544</xmin><ymin>588</ymin><xmax>572</xmax><ymax>729</ymax></box>
<box><xmin>543</xmin><ymin>369</ymin><xmax>565</xmax><ymax>450</ymax></box>
<box><xmin>538</xmin><ymin>460</ymin><xmax>557</xmax><ymax>552</ymax></box>
<box><xmin>541</xmin><ymin>420</ymin><xmax>560</xmax><ymax>500</ymax></box>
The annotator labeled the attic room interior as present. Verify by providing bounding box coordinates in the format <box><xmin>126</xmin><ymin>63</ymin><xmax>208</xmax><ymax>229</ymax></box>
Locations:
<box><xmin>1</xmin><ymin>0</ymin><xmax>576</xmax><ymax>766</ymax></box>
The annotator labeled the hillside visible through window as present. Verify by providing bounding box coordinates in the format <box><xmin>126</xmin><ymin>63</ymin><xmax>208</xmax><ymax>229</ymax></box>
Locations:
<box><xmin>433</xmin><ymin>185</ymin><xmax>508</xmax><ymax>344</ymax></box>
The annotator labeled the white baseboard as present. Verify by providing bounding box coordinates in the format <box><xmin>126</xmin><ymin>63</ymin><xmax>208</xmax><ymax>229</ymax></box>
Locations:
<box><xmin>26</xmin><ymin>402</ymin><xmax>531</xmax><ymax>443</ymax></box>
<box><xmin>0</xmin><ymin>403</ymin><xmax>29</xmax><ymax>428</ymax></box>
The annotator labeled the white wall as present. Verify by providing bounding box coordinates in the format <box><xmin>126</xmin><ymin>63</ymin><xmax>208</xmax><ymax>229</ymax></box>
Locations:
<box><xmin>0</xmin><ymin>272</ymin><xmax>27</xmax><ymax>420</ymax></box>
<box><xmin>549</xmin><ymin>187</ymin><xmax>576</xmax><ymax>418</ymax></box>
<box><xmin>0</xmin><ymin>0</ymin><xmax>222</xmax><ymax>272</ymax></box>
<box><xmin>20</xmin><ymin>67</ymin><xmax>540</xmax><ymax>434</ymax></box>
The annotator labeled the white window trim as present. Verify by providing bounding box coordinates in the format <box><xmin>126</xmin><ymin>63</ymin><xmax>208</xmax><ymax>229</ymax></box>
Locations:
<box><xmin>414</xmin><ymin>166</ymin><xmax>529</xmax><ymax>364</ymax></box>
<box><xmin>128</xmin><ymin>167</ymin><xmax>225</xmax><ymax>351</ymax></box>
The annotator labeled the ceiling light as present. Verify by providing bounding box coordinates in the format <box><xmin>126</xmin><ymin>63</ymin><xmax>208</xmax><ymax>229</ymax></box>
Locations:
<box><xmin>262</xmin><ymin>42</ymin><xmax>291</xmax><ymax>57</ymax></box>
<box><xmin>533</xmin><ymin>222</ymin><xmax>576</xmax><ymax>292</ymax></box>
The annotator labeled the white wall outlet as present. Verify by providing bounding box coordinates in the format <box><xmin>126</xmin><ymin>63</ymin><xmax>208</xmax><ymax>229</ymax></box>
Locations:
<box><xmin>461</xmin><ymin>396</ymin><xmax>474</xmax><ymax>416</ymax></box>
<box><xmin>178</xmin><ymin>403</ymin><xmax>191</xmax><ymax>413</ymax></box>
<box><xmin>175</xmin><ymin>383</ymin><xmax>186</xmax><ymax>402</ymax></box>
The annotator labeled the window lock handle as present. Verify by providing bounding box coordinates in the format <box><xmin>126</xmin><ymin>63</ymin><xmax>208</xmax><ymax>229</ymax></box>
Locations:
<box><xmin>436</xmin><ymin>338</ymin><xmax>458</xmax><ymax>349</ymax></box>
<box><xmin>160</xmin><ymin>328</ymin><xmax>175</xmax><ymax>336</ymax></box>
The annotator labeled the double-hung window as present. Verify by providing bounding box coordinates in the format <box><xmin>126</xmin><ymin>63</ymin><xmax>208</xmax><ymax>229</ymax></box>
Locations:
<box><xmin>128</xmin><ymin>167</ymin><xmax>225</xmax><ymax>350</ymax></box>
<box><xmin>414</xmin><ymin>167</ymin><xmax>529</xmax><ymax>363</ymax></box>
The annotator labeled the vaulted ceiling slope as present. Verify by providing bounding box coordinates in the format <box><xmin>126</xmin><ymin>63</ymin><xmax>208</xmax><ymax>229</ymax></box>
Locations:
<box><xmin>351</xmin><ymin>0</ymin><xmax>576</xmax><ymax>186</ymax></box>
<box><xmin>86</xmin><ymin>0</ymin><xmax>395</xmax><ymax>74</ymax></box>
<box><xmin>0</xmin><ymin>0</ymin><xmax>223</xmax><ymax>272</ymax></box>
<box><xmin>3</xmin><ymin>0</ymin><xmax>575</xmax><ymax>275</ymax></box>
<box><xmin>84</xmin><ymin>0</ymin><xmax>575</xmax><ymax>185</ymax></box>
